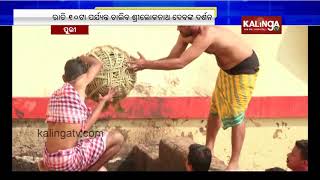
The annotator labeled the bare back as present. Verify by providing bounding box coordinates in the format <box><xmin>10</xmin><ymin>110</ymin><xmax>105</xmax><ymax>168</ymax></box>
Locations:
<box><xmin>46</xmin><ymin>55</ymin><xmax>102</xmax><ymax>153</ymax></box>
<box><xmin>46</xmin><ymin>122</ymin><xmax>82</xmax><ymax>153</ymax></box>
<box><xmin>46</xmin><ymin>81</ymin><xmax>87</xmax><ymax>153</ymax></box>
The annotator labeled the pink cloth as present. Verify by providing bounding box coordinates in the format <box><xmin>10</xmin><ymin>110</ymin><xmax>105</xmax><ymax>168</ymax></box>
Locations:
<box><xmin>44</xmin><ymin>83</ymin><xmax>107</xmax><ymax>171</ymax></box>
<box><xmin>46</xmin><ymin>83</ymin><xmax>91</xmax><ymax>130</ymax></box>
<box><xmin>43</xmin><ymin>132</ymin><xmax>108</xmax><ymax>171</ymax></box>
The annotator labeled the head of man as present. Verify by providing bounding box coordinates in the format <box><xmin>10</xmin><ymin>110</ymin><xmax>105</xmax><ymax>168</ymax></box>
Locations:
<box><xmin>265</xmin><ymin>167</ymin><xmax>286</xmax><ymax>172</ymax></box>
<box><xmin>177</xmin><ymin>26</ymin><xmax>201</xmax><ymax>37</ymax></box>
<box><xmin>186</xmin><ymin>143</ymin><xmax>212</xmax><ymax>171</ymax></box>
<box><xmin>287</xmin><ymin>139</ymin><xmax>308</xmax><ymax>171</ymax></box>
<box><xmin>62</xmin><ymin>57</ymin><xmax>88</xmax><ymax>82</ymax></box>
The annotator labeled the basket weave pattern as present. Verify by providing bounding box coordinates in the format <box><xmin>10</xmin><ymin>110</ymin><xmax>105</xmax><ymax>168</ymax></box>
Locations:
<box><xmin>85</xmin><ymin>45</ymin><xmax>136</xmax><ymax>102</ymax></box>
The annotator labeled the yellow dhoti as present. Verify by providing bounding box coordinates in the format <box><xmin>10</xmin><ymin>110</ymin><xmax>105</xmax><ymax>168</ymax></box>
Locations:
<box><xmin>210</xmin><ymin>69</ymin><xmax>258</xmax><ymax>129</ymax></box>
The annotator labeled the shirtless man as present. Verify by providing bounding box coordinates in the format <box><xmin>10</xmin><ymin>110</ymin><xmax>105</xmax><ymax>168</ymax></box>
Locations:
<box><xmin>129</xmin><ymin>26</ymin><xmax>259</xmax><ymax>170</ymax></box>
<box><xmin>40</xmin><ymin>55</ymin><xmax>124</xmax><ymax>171</ymax></box>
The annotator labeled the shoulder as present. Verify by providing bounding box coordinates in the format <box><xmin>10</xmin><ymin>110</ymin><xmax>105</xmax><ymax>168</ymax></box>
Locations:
<box><xmin>53</xmin><ymin>83</ymin><xmax>80</xmax><ymax>99</ymax></box>
<box><xmin>198</xmin><ymin>26</ymin><xmax>212</xmax><ymax>38</ymax></box>
<box><xmin>192</xmin><ymin>27</ymin><xmax>214</xmax><ymax>45</ymax></box>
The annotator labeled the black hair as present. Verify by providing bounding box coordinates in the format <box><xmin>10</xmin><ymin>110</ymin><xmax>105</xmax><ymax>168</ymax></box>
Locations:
<box><xmin>296</xmin><ymin>139</ymin><xmax>308</xmax><ymax>161</ymax></box>
<box><xmin>64</xmin><ymin>57</ymin><xmax>87</xmax><ymax>82</ymax></box>
<box><xmin>265</xmin><ymin>167</ymin><xmax>286</xmax><ymax>171</ymax></box>
<box><xmin>188</xmin><ymin>143</ymin><xmax>212</xmax><ymax>171</ymax></box>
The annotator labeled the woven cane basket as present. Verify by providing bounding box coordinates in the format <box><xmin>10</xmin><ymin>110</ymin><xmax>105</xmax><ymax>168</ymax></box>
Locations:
<box><xmin>85</xmin><ymin>45</ymin><xmax>136</xmax><ymax>102</ymax></box>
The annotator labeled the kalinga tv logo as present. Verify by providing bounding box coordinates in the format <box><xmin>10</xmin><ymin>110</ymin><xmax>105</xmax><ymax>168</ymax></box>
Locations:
<box><xmin>241</xmin><ymin>16</ymin><xmax>282</xmax><ymax>34</ymax></box>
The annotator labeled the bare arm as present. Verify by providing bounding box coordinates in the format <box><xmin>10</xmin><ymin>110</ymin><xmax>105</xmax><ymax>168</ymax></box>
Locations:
<box><xmin>143</xmin><ymin>34</ymin><xmax>188</xmax><ymax>63</ymax></box>
<box><xmin>130</xmin><ymin>34</ymin><xmax>212</xmax><ymax>71</ymax></box>
<box><xmin>82</xmin><ymin>100</ymin><xmax>107</xmax><ymax>132</ymax></box>
<box><xmin>75</xmin><ymin>55</ymin><xmax>103</xmax><ymax>89</ymax></box>
<box><xmin>164</xmin><ymin>34</ymin><xmax>189</xmax><ymax>59</ymax></box>
<box><xmin>145</xmin><ymin>44</ymin><xmax>205</xmax><ymax>70</ymax></box>
<box><xmin>83</xmin><ymin>89</ymin><xmax>115</xmax><ymax>131</ymax></box>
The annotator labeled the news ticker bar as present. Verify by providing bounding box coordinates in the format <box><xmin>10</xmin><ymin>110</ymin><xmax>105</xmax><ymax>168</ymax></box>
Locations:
<box><xmin>3</xmin><ymin>1</ymin><xmax>320</xmax><ymax>25</ymax></box>
<box><xmin>4</xmin><ymin>0</ymin><xmax>320</xmax><ymax>1</ymax></box>
<box><xmin>14</xmin><ymin>8</ymin><xmax>217</xmax><ymax>25</ymax></box>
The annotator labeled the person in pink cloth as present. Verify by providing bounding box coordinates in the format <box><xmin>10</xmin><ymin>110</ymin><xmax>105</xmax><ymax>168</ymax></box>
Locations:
<box><xmin>39</xmin><ymin>55</ymin><xmax>124</xmax><ymax>171</ymax></box>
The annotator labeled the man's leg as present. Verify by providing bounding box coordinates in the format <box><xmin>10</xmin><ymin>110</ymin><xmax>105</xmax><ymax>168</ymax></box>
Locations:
<box><xmin>87</xmin><ymin>131</ymin><xmax>124</xmax><ymax>171</ymax></box>
<box><xmin>226</xmin><ymin>121</ymin><xmax>246</xmax><ymax>170</ymax></box>
<box><xmin>38</xmin><ymin>160</ymin><xmax>49</xmax><ymax>171</ymax></box>
<box><xmin>205</xmin><ymin>113</ymin><xmax>221</xmax><ymax>156</ymax></box>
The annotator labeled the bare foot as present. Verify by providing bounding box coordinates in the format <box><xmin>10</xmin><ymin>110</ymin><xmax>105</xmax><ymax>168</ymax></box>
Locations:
<box><xmin>225</xmin><ymin>162</ymin><xmax>239</xmax><ymax>171</ymax></box>
<box><xmin>38</xmin><ymin>160</ymin><xmax>49</xmax><ymax>171</ymax></box>
<box><xmin>98</xmin><ymin>166</ymin><xmax>108</xmax><ymax>172</ymax></box>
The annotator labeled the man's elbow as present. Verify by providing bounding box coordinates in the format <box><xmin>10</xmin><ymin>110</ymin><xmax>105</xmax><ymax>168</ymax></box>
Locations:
<box><xmin>99</xmin><ymin>61</ymin><xmax>103</xmax><ymax>67</ymax></box>
<box><xmin>82</xmin><ymin>124</ymin><xmax>89</xmax><ymax>132</ymax></box>
<box><xmin>175</xmin><ymin>61</ymin><xmax>187</xmax><ymax>69</ymax></box>
<box><xmin>96</xmin><ymin>61</ymin><xmax>103</xmax><ymax>70</ymax></box>
<box><xmin>96</xmin><ymin>59</ymin><xmax>103</xmax><ymax>66</ymax></box>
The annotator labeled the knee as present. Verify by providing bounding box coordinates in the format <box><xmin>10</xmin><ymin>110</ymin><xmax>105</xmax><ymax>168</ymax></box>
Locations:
<box><xmin>209</xmin><ymin>114</ymin><xmax>221</xmax><ymax>125</ymax></box>
<box><xmin>110</xmin><ymin>131</ymin><xmax>124</xmax><ymax>146</ymax></box>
